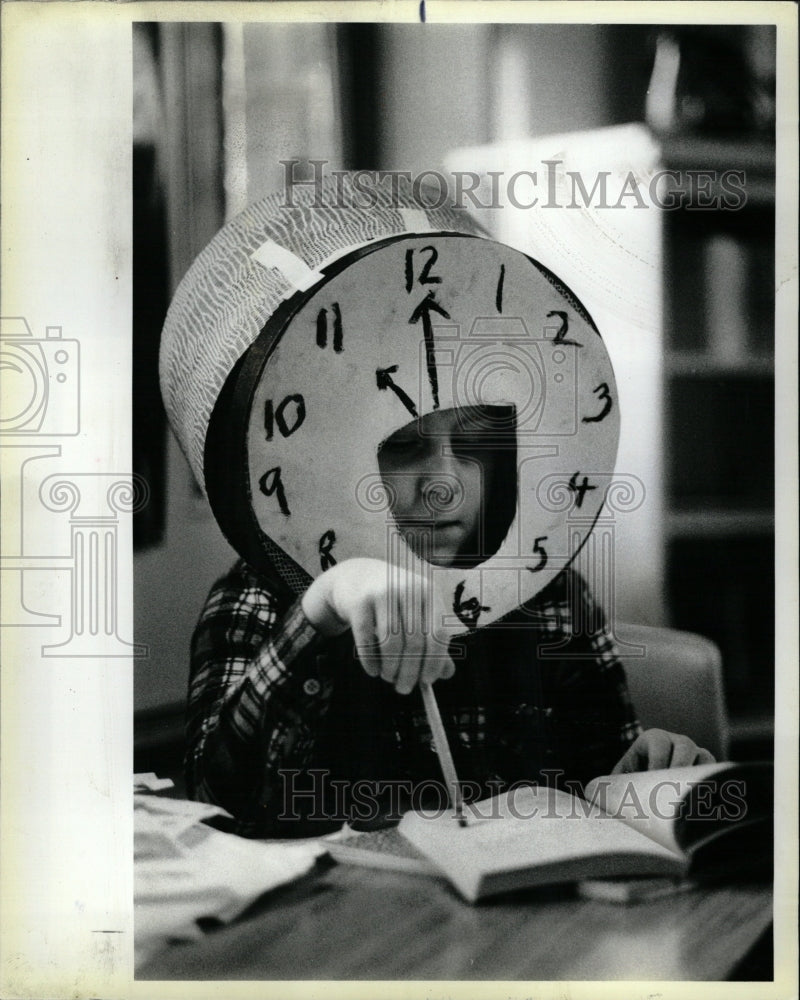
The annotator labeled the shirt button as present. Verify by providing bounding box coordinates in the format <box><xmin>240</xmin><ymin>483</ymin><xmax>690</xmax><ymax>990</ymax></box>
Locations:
<box><xmin>303</xmin><ymin>678</ymin><xmax>321</xmax><ymax>697</ymax></box>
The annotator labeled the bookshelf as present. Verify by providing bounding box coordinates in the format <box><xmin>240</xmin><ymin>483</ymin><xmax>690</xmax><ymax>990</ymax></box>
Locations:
<box><xmin>660</xmin><ymin>136</ymin><xmax>775</xmax><ymax>749</ymax></box>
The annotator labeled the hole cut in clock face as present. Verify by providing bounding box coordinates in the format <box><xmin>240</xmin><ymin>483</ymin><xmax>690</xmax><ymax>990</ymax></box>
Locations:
<box><xmin>377</xmin><ymin>404</ymin><xmax>518</xmax><ymax>570</ymax></box>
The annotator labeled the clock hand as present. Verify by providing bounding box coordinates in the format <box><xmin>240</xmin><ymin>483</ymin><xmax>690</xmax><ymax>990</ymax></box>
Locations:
<box><xmin>376</xmin><ymin>366</ymin><xmax>418</xmax><ymax>418</ymax></box>
<box><xmin>409</xmin><ymin>290</ymin><xmax>450</xmax><ymax>410</ymax></box>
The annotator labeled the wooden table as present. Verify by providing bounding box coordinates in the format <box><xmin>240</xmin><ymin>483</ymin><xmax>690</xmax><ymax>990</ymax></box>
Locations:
<box><xmin>138</xmin><ymin>859</ymin><xmax>772</xmax><ymax>981</ymax></box>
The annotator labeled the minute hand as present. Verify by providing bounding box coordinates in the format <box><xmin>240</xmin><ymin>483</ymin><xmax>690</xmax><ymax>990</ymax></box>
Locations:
<box><xmin>409</xmin><ymin>290</ymin><xmax>450</xmax><ymax>410</ymax></box>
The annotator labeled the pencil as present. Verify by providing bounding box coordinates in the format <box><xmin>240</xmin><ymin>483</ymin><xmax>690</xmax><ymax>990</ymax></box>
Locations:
<box><xmin>420</xmin><ymin>681</ymin><xmax>467</xmax><ymax>827</ymax></box>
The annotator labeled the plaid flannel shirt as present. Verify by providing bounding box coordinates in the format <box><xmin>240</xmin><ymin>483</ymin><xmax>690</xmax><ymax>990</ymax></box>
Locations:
<box><xmin>187</xmin><ymin>560</ymin><xmax>641</xmax><ymax>836</ymax></box>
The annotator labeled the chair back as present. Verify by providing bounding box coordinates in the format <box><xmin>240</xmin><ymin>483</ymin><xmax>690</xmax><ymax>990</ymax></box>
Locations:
<box><xmin>615</xmin><ymin>623</ymin><xmax>729</xmax><ymax>761</ymax></box>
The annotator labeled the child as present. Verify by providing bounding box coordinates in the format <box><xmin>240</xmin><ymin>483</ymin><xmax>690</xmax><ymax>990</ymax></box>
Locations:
<box><xmin>161</xmin><ymin>177</ymin><xmax>714</xmax><ymax>837</ymax></box>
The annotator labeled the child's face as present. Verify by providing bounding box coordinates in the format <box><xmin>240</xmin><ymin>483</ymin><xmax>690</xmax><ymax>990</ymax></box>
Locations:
<box><xmin>377</xmin><ymin>408</ymin><xmax>497</xmax><ymax>567</ymax></box>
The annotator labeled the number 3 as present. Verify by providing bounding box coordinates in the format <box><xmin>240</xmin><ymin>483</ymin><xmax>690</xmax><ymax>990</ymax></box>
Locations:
<box><xmin>582</xmin><ymin>382</ymin><xmax>613</xmax><ymax>423</ymax></box>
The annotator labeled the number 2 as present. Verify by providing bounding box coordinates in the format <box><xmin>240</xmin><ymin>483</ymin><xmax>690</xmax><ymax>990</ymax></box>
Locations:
<box><xmin>547</xmin><ymin>310</ymin><xmax>582</xmax><ymax>347</ymax></box>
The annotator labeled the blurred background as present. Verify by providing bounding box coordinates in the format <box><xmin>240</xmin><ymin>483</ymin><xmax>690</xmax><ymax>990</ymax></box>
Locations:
<box><xmin>133</xmin><ymin>21</ymin><xmax>776</xmax><ymax>773</ymax></box>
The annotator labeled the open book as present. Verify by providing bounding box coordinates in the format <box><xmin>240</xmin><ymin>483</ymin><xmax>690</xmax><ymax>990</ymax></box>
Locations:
<box><xmin>396</xmin><ymin>762</ymin><xmax>772</xmax><ymax>902</ymax></box>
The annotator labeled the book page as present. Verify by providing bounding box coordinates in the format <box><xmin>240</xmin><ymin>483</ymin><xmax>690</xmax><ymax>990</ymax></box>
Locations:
<box><xmin>400</xmin><ymin>785</ymin><xmax>685</xmax><ymax>901</ymax></box>
<box><xmin>583</xmin><ymin>762</ymin><xmax>771</xmax><ymax>854</ymax></box>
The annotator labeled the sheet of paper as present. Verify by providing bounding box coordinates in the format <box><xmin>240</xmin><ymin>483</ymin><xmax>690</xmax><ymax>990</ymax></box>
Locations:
<box><xmin>134</xmin><ymin>792</ymin><xmax>325</xmax><ymax>969</ymax></box>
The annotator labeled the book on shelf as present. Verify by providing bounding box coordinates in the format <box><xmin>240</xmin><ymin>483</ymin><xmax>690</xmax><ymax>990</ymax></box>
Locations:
<box><xmin>328</xmin><ymin>761</ymin><xmax>772</xmax><ymax>903</ymax></box>
<box><xmin>704</xmin><ymin>232</ymin><xmax>749</xmax><ymax>364</ymax></box>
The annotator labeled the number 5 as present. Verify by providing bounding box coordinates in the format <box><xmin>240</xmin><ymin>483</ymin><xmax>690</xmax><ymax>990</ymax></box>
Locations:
<box><xmin>526</xmin><ymin>536</ymin><xmax>548</xmax><ymax>573</ymax></box>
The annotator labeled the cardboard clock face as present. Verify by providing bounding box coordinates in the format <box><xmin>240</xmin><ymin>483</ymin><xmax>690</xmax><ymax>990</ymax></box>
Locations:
<box><xmin>240</xmin><ymin>233</ymin><xmax>619</xmax><ymax>633</ymax></box>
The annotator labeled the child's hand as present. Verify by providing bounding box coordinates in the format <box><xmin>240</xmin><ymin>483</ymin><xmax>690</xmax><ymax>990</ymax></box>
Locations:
<box><xmin>611</xmin><ymin>728</ymin><xmax>715</xmax><ymax>774</ymax></box>
<box><xmin>301</xmin><ymin>558</ymin><xmax>455</xmax><ymax>695</ymax></box>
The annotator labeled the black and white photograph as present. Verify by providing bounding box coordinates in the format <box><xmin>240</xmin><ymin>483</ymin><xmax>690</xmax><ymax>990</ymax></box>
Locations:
<box><xmin>1</xmin><ymin>4</ymin><xmax>797</xmax><ymax>998</ymax></box>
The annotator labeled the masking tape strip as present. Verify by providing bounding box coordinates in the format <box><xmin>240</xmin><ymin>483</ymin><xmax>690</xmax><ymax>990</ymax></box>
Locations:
<box><xmin>398</xmin><ymin>208</ymin><xmax>433</xmax><ymax>232</ymax></box>
<box><xmin>252</xmin><ymin>210</ymin><xmax>435</xmax><ymax>299</ymax></box>
<box><xmin>250</xmin><ymin>239</ymin><xmax>323</xmax><ymax>292</ymax></box>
